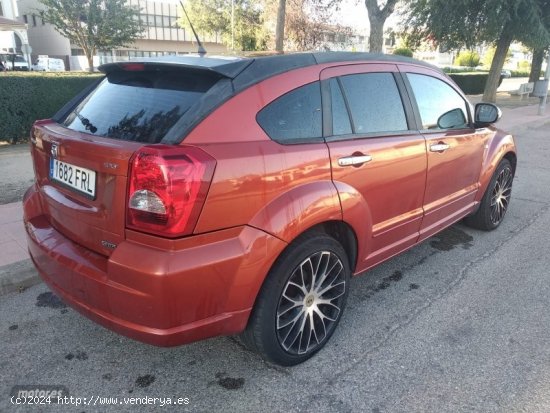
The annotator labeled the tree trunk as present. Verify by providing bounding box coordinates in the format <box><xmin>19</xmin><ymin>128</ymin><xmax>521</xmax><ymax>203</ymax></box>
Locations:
<box><xmin>529</xmin><ymin>48</ymin><xmax>544</xmax><ymax>83</ymax></box>
<box><xmin>482</xmin><ymin>26</ymin><xmax>513</xmax><ymax>103</ymax></box>
<box><xmin>365</xmin><ymin>0</ymin><xmax>397</xmax><ymax>54</ymax></box>
<box><xmin>275</xmin><ymin>0</ymin><xmax>286</xmax><ymax>53</ymax></box>
<box><xmin>368</xmin><ymin>16</ymin><xmax>384</xmax><ymax>53</ymax></box>
<box><xmin>86</xmin><ymin>53</ymin><xmax>94</xmax><ymax>73</ymax></box>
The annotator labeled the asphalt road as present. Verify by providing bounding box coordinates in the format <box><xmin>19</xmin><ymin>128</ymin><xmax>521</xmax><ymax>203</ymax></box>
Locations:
<box><xmin>1</xmin><ymin>119</ymin><xmax>550</xmax><ymax>412</ymax></box>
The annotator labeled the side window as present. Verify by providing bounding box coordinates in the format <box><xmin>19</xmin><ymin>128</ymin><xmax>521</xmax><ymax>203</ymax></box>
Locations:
<box><xmin>256</xmin><ymin>82</ymin><xmax>322</xmax><ymax>143</ymax></box>
<box><xmin>406</xmin><ymin>73</ymin><xmax>469</xmax><ymax>130</ymax></box>
<box><xmin>330</xmin><ymin>78</ymin><xmax>352</xmax><ymax>135</ymax></box>
<box><xmin>339</xmin><ymin>73</ymin><xmax>408</xmax><ymax>134</ymax></box>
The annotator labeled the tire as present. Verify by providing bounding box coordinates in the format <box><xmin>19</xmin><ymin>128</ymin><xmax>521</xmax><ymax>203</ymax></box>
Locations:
<box><xmin>240</xmin><ymin>233</ymin><xmax>351</xmax><ymax>366</ymax></box>
<box><xmin>464</xmin><ymin>158</ymin><xmax>514</xmax><ymax>231</ymax></box>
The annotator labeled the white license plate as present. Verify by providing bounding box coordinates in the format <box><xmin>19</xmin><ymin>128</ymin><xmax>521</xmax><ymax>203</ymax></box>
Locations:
<box><xmin>49</xmin><ymin>158</ymin><xmax>96</xmax><ymax>198</ymax></box>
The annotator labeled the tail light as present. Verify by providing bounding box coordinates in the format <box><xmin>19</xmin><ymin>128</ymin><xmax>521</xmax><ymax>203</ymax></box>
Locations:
<box><xmin>127</xmin><ymin>145</ymin><xmax>215</xmax><ymax>238</ymax></box>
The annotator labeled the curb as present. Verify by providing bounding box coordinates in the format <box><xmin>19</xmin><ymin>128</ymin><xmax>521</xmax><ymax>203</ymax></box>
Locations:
<box><xmin>0</xmin><ymin>259</ymin><xmax>41</xmax><ymax>295</ymax></box>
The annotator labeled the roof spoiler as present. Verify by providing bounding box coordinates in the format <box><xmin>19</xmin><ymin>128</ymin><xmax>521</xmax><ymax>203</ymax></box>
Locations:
<box><xmin>98</xmin><ymin>57</ymin><xmax>253</xmax><ymax>79</ymax></box>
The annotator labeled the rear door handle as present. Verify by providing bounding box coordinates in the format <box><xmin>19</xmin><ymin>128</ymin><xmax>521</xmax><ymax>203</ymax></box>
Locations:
<box><xmin>338</xmin><ymin>155</ymin><xmax>372</xmax><ymax>167</ymax></box>
<box><xmin>430</xmin><ymin>143</ymin><xmax>450</xmax><ymax>152</ymax></box>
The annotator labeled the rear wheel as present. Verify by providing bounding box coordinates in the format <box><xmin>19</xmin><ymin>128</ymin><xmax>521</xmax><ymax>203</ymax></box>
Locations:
<box><xmin>241</xmin><ymin>234</ymin><xmax>350</xmax><ymax>366</ymax></box>
<box><xmin>465</xmin><ymin>158</ymin><xmax>514</xmax><ymax>230</ymax></box>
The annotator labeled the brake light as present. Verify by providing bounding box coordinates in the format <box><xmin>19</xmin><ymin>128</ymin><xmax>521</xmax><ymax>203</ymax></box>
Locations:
<box><xmin>120</xmin><ymin>63</ymin><xmax>145</xmax><ymax>71</ymax></box>
<box><xmin>127</xmin><ymin>145</ymin><xmax>215</xmax><ymax>237</ymax></box>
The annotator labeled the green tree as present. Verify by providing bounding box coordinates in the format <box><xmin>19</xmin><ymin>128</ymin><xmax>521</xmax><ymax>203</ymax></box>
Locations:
<box><xmin>455</xmin><ymin>50</ymin><xmax>480</xmax><ymax>67</ymax></box>
<box><xmin>393</xmin><ymin>47</ymin><xmax>413</xmax><ymax>57</ymax></box>
<box><xmin>482</xmin><ymin>46</ymin><xmax>512</xmax><ymax>68</ymax></box>
<box><xmin>404</xmin><ymin>0</ymin><xmax>550</xmax><ymax>102</ymax></box>
<box><xmin>280</xmin><ymin>0</ymin><xmax>352</xmax><ymax>51</ymax></box>
<box><xmin>38</xmin><ymin>0</ymin><xmax>143</xmax><ymax>72</ymax></box>
<box><xmin>180</xmin><ymin>0</ymin><xmax>268</xmax><ymax>52</ymax></box>
<box><xmin>365</xmin><ymin>0</ymin><xmax>400</xmax><ymax>53</ymax></box>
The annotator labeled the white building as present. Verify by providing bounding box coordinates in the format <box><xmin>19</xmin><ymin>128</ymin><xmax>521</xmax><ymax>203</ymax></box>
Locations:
<box><xmin>0</xmin><ymin>0</ymin><xmax>29</xmax><ymax>57</ymax></box>
<box><xmin>15</xmin><ymin>0</ymin><xmax>227</xmax><ymax>70</ymax></box>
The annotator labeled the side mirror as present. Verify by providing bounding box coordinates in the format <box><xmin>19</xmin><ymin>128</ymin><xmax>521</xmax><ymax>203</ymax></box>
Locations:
<box><xmin>437</xmin><ymin>108</ymin><xmax>467</xmax><ymax>129</ymax></box>
<box><xmin>475</xmin><ymin>103</ymin><xmax>501</xmax><ymax>126</ymax></box>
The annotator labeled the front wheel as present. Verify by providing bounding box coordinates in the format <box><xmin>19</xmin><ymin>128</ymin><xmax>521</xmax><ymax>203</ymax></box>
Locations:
<box><xmin>465</xmin><ymin>158</ymin><xmax>514</xmax><ymax>230</ymax></box>
<box><xmin>240</xmin><ymin>234</ymin><xmax>350</xmax><ymax>366</ymax></box>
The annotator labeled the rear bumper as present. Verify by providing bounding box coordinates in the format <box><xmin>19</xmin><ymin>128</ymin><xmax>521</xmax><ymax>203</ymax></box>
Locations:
<box><xmin>23</xmin><ymin>185</ymin><xmax>286</xmax><ymax>346</ymax></box>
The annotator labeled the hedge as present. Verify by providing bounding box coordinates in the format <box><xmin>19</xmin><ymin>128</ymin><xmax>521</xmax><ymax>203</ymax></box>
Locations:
<box><xmin>393</xmin><ymin>47</ymin><xmax>414</xmax><ymax>58</ymax></box>
<box><xmin>0</xmin><ymin>72</ymin><xmax>102</xmax><ymax>143</ymax></box>
<box><xmin>510</xmin><ymin>69</ymin><xmax>530</xmax><ymax>78</ymax></box>
<box><xmin>448</xmin><ymin>72</ymin><xmax>503</xmax><ymax>95</ymax></box>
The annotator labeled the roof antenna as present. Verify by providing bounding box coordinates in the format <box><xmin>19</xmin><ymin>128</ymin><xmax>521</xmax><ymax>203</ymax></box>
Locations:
<box><xmin>179</xmin><ymin>1</ymin><xmax>207</xmax><ymax>57</ymax></box>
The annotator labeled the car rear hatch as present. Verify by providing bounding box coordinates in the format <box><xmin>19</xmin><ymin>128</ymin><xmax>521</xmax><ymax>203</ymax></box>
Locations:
<box><xmin>29</xmin><ymin>59</ymin><xmax>246</xmax><ymax>256</ymax></box>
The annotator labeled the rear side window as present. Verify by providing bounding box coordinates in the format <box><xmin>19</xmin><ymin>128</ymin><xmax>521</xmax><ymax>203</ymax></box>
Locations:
<box><xmin>339</xmin><ymin>73</ymin><xmax>408</xmax><ymax>134</ymax></box>
<box><xmin>61</xmin><ymin>70</ymin><xmax>219</xmax><ymax>143</ymax></box>
<box><xmin>406</xmin><ymin>73</ymin><xmax>469</xmax><ymax>130</ymax></box>
<box><xmin>256</xmin><ymin>82</ymin><xmax>322</xmax><ymax>143</ymax></box>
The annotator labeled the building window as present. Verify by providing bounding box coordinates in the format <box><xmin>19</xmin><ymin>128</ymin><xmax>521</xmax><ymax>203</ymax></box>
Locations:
<box><xmin>0</xmin><ymin>3</ymin><xmax>4</xmax><ymax>16</ymax></box>
<box><xmin>32</xmin><ymin>15</ymin><xmax>37</xmax><ymax>27</ymax></box>
<box><xmin>71</xmin><ymin>48</ymin><xmax>85</xmax><ymax>56</ymax></box>
<box><xmin>23</xmin><ymin>15</ymin><xmax>28</xmax><ymax>24</ymax></box>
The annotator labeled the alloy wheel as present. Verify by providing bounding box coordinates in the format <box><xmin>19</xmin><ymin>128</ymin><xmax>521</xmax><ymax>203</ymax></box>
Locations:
<box><xmin>276</xmin><ymin>251</ymin><xmax>346</xmax><ymax>355</ymax></box>
<box><xmin>490</xmin><ymin>165</ymin><xmax>513</xmax><ymax>225</ymax></box>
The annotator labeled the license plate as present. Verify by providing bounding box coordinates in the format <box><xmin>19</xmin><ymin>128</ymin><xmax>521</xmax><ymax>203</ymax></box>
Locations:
<box><xmin>49</xmin><ymin>158</ymin><xmax>96</xmax><ymax>198</ymax></box>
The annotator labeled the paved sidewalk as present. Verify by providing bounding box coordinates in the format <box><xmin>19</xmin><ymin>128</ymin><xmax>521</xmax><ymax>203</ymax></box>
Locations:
<box><xmin>1</xmin><ymin>102</ymin><xmax>549</xmax><ymax>295</ymax></box>
<box><xmin>0</xmin><ymin>202</ymin><xmax>37</xmax><ymax>294</ymax></box>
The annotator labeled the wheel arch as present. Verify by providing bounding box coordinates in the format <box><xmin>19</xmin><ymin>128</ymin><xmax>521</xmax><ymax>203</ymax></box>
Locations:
<box><xmin>476</xmin><ymin>131</ymin><xmax>517</xmax><ymax>203</ymax></box>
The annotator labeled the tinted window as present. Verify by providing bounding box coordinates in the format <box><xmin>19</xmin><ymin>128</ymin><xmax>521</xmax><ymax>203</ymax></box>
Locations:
<box><xmin>339</xmin><ymin>73</ymin><xmax>408</xmax><ymax>134</ymax></box>
<box><xmin>330</xmin><ymin>78</ymin><xmax>352</xmax><ymax>135</ymax></box>
<box><xmin>62</xmin><ymin>70</ymin><xmax>219</xmax><ymax>143</ymax></box>
<box><xmin>257</xmin><ymin>82</ymin><xmax>322</xmax><ymax>143</ymax></box>
<box><xmin>406</xmin><ymin>73</ymin><xmax>469</xmax><ymax>130</ymax></box>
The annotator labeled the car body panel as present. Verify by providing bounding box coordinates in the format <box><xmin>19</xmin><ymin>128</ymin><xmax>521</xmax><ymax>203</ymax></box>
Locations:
<box><xmin>475</xmin><ymin>127</ymin><xmax>517</xmax><ymax>203</ymax></box>
<box><xmin>22</xmin><ymin>53</ymin><xmax>517</xmax><ymax>348</ymax></box>
<box><xmin>30</xmin><ymin>120</ymin><xmax>141</xmax><ymax>256</ymax></box>
<box><xmin>24</xmin><ymin>184</ymin><xmax>286</xmax><ymax>346</ymax></box>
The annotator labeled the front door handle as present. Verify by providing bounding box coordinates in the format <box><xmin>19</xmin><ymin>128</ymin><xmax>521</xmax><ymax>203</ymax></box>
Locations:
<box><xmin>338</xmin><ymin>155</ymin><xmax>372</xmax><ymax>167</ymax></box>
<box><xmin>430</xmin><ymin>143</ymin><xmax>450</xmax><ymax>152</ymax></box>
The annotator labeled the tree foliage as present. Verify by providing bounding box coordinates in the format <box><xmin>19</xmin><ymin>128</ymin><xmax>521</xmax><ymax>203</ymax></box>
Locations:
<box><xmin>261</xmin><ymin>0</ymin><xmax>352</xmax><ymax>51</ymax></box>
<box><xmin>402</xmin><ymin>0</ymin><xmax>550</xmax><ymax>101</ymax></box>
<box><xmin>454</xmin><ymin>50</ymin><xmax>480</xmax><ymax>67</ymax></box>
<box><xmin>38</xmin><ymin>0</ymin><xmax>143</xmax><ymax>71</ymax></box>
<box><xmin>284</xmin><ymin>0</ymin><xmax>352</xmax><ymax>51</ymax></box>
<box><xmin>393</xmin><ymin>47</ymin><xmax>413</xmax><ymax>57</ymax></box>
<box><xmin>180</xmin><ymin>0</ymin><xmax>268</xmax><ymax>51</ymax></box>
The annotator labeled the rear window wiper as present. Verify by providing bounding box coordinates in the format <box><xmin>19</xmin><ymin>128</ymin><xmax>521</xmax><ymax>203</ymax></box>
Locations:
<box><xmin>75</xmin><ymin>111</ymin><xmax>98</xmax><ymax>134</ymax></box>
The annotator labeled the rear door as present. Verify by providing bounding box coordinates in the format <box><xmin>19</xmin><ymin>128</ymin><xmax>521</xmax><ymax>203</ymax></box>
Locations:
<box><xmin>399</xmin><ymin>65</ymin><xmax>488</xmax><ymax>241</ymax></box>
<box><xmin>30</xmin><ymin>66</ymin><xmax>221</xmax><ymax>256</ymax></box>
<box><xmin>321</xmin><ymin>64</ymin><xmax>427</xmax><ymax>271</ymax></box>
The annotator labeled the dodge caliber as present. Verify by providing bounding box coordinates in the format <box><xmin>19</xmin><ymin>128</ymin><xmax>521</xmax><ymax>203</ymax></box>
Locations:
<box><xmin>24</xmin><ymin>53</ymin><xmax>516</xmax><ymax>366</ymax></box>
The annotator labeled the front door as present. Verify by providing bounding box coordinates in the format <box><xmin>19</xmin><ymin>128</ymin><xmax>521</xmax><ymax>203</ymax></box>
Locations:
<box><xmin>400</xmin><ymin>66</ymin><xmax>487</xmax><ymax>241</ymax></box>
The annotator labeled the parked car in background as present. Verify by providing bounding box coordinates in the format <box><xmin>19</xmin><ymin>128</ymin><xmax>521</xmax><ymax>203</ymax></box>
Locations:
<box><xmin>32</xmin><ymin>57</ymin><xmax>66</xmax><ymax>72</ymax></box>
<box><xmin>501</xmin><ymin>69</ymin><xmax>512</xmax><ymax>78</ymax></box>
<box><xmin>24</xmin><ymin>53</ymin><xmax>516</xmax><ymax>366</ymax></box>
<box><xmin>0</xmin><ymin>54</ymin><xmax>29</xmax><ymax>71</ymax></box>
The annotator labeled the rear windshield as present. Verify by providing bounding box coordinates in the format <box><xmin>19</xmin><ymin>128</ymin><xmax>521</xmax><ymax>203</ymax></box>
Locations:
<box><xmin>61</xmin><ymin>69</ymin><xmax>219</xmax><ymax>143</ymax></box>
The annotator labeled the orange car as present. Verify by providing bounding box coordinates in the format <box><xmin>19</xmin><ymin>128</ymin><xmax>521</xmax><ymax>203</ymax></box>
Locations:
<box><xmin>23</xmin><ymin>53</ymin><xmax>516</xmax><ymax>365</ymax></box>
